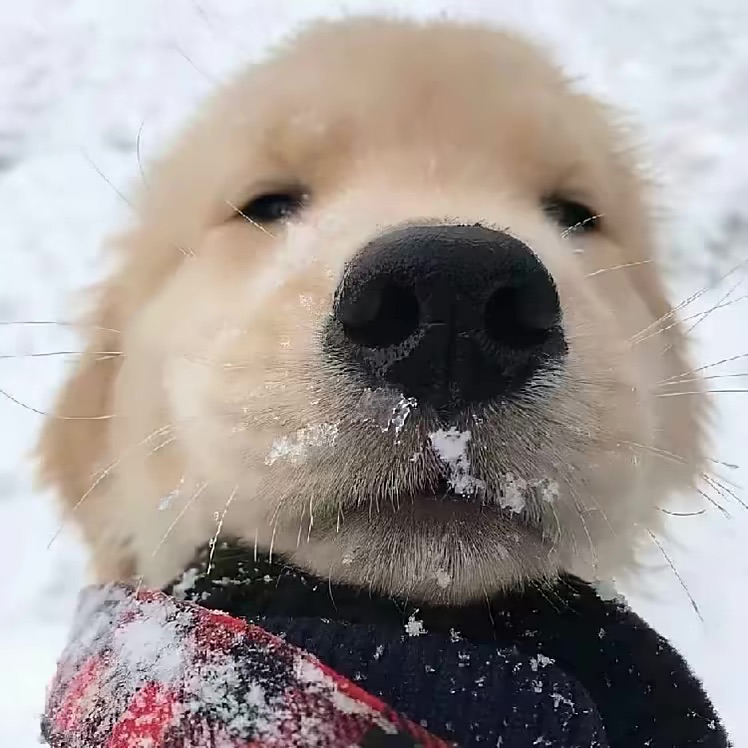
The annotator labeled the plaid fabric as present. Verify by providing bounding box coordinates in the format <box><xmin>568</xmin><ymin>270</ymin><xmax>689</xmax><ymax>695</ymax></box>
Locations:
<box><xmin>42</xmin><ymin>584</ymin><xmax>453</xmax><ymax>748</ymax></box>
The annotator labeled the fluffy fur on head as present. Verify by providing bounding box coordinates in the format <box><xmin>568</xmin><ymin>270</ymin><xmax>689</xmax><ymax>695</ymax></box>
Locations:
<box><xmin>38</xmin><ymin>17</ymin><xmax>708</xmax><ymax>602</ymax></box>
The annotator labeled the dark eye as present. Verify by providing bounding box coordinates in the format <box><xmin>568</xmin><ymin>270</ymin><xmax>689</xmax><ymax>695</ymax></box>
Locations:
<box><xmin>543</xmin><ymin>195</ymin><xmax>600</xmax><ymax>233</ymax></box>
<box><xmin>237</xmin><ymin>189</ymin><xmax>307</xmax><ymax>224</ymax></box>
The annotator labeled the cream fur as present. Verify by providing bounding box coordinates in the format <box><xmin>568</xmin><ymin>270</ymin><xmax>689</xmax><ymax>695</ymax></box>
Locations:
<box><xmin>38</xmin><ymin>17</ymin><xmax>708</xmax><ymax>603</ymax></box>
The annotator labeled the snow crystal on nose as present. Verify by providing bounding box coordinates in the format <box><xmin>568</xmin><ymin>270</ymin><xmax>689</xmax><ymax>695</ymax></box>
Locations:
<box><xmin>428</xmin><ymin>427</ymin><xmax>485</xmax><ymax>495</ymax></box>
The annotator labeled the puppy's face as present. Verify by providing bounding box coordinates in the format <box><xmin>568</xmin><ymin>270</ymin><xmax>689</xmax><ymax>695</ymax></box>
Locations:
<box><xmin>41</xmin><ymin>19</ymin><xmax>707</xmax><ymax>601</ymax></box>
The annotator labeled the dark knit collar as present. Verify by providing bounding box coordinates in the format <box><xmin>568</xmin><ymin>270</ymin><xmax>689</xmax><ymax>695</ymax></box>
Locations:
<box><xmin>167</xmin><ymin>540</ymin><xmax>584</xmax><ymax>639</ymax></box>
<box><xmin>166</xmin><ymin>541</ymin><xmax>729</xmax><ymax>748</ymax></box>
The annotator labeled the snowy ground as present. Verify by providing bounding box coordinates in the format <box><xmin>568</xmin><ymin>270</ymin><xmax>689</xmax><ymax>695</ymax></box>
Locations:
<box><xmin>1</xmin><ymin>1</ymin><xmax>747</xmax><ymax>745</ymax></box>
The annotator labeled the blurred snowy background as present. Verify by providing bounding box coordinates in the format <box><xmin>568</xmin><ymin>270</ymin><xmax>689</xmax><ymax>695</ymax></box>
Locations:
<box><xmin>0</xmin><ymin>1</ymin><xmax>746</xmax><ymax>745</ymax></box>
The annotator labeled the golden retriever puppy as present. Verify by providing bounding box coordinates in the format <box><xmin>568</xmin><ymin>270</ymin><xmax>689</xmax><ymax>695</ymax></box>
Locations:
<box><xmin>38</xmin><ymin>17</ymin><xmax>707</xmax><ymax>603</ymax></box>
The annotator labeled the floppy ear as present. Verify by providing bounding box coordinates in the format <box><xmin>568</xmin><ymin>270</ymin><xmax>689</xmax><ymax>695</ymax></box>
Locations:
<box><xmin>35</xmin><ymin>268</ymin><xmax>131</xmax><ymax>578</ymax></box>
<box><xmin>36</xmin><ymin>203</ymin><xmax>193</xmax><ymax>580</ymax></box>
<box><xmin>35</xmin><ymin>89</ymin><xmax>225</xmax><ymax>578</ymax></box>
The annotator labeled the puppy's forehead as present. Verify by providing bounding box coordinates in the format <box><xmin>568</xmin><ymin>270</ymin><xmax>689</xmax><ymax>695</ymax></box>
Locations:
<box><xmin>231</xmin><ymin>20</ymin><xmax>609</xmax><ymax>174</ymax></box>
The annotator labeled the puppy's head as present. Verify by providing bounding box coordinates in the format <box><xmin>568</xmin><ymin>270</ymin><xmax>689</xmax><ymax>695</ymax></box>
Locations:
<box><xmin>40</xmin><ymin>18</ymin><xmax>707</xmax><ymax>601</ymax></box>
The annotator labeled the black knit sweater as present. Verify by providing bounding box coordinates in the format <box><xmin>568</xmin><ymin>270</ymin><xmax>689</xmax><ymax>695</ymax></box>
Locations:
<box><xmin>166</xmin><ymin>541</ymin><xmax>730</xmax><ymax>748</ymax></box>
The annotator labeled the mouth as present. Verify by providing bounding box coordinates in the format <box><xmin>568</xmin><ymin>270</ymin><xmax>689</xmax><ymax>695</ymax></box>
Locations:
<box><xmin>313</xmin><ymin>473</ymin><xmax>551</xmax><ymax>541</ymax></box>
<box><xmin>404</xmin><ymin>477</ymin><xmax>494</xmax><ymax>507</ymax></box>
<box><xmin>275</xmin><ymin>410</ymin><xmax>563</xmax><ymax>602</ymax></box>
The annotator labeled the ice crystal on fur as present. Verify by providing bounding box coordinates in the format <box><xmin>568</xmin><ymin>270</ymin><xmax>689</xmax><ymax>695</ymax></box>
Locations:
<box><xmin>387</xmin><ymin>395</ymin><xmax>418</xmax><ymax>436</ymax></box>
<box><xmin>265</xmin><ymin>423</ymin><xmax>339</xmax><ymax>466</ymax></box>
<box><xmin>500</xmin><ymin>473</ymin><xmax>528</xmax><ymax>513</ymax></box>
<box><xmin>355</xmin><ymin>388</ymin><xmax>417</xmax><ymax>435</ymax></box>
<box><xmin>428</xmin><ymin>428</ymin><xmax>484</xmax><ymax>495</ymax></box>
<box><xmin>539</xmin><ymin>479</ymin><xmax>560</xmax><ymax>504</ymax></box>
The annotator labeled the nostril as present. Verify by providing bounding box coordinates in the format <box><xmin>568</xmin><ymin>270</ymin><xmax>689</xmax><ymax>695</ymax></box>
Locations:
<box><xmin>327</xmin><ymin>226</ymin><xmax>569</xmax><ymax>410</ymax></box>
<box><xmin>484</xmin><ymin>280</ymin><xmax>560</xmax><ymax>350</ymax></box>
<box><xmin>339</xmin><ymin>279</ymin><xmax>420</xmax><ymax>349</ymax></box>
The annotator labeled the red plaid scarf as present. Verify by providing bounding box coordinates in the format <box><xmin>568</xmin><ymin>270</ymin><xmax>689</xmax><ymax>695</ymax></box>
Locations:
<box><xmin>42</xmin><ymin>584</ymin><xmax>452</xmax><ymax>747</ymax></box>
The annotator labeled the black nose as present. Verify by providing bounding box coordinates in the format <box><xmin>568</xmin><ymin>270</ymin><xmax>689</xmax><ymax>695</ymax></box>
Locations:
<box><xmin>325</xmin><ymin>224</ymin><xmax>566</xmax><ymax>412</ymax></box>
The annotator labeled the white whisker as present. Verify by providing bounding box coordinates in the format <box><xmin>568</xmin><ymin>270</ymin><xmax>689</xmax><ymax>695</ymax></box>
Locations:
<box><xmin>697</xmin><ymin>487</ymin><xmax>731</xmax><ymax>518</ymax></box>
<box><xmin>224</xmin><ymin>198</ymin><xmax>276</xmax><ymax>239</ymax></box>
<box><xmin>268</xmin><ymin>518</ymin><xmax>279</xmax><ymax>563</ymax></box>
<box><xmin>567</xmin><ymin>487</ymin><xmax>599</xmax><ymax>573</ymax></box>
<box><xmin>296</xmin><ymin>510</ymin><xmax>304</xmax><ymax>548</ymax></box>
<box><xmin>151</xmin><ymin>481</ymin><xmax>208</xmax><ymax>558</ymax></box>
<box><xmin>702</xmin><ymin>473</ymin><xmax>747</xmax><ymax>511</ymax></box>
<box><xmin>560</xmin><ymin>213</ymin><xmax>605</xmax><ymax>238</ymax></box>
<box><xmin>656</xmin><ymin>372</ymin><xmax>748</xmax><ymax>387</ymax></box>
<box><xmin>647</xmin><ymin>530</ymin><xmax>702</xmax><ymax>622</ymax></box>
<box><xmin>0</xmin><ymin>350</ymin><xmax>122</xmax><ymax>361</ymax></box>
<box><xmin>663</xmin><ymin>352</ymin><xmax>748</xmax><ymax>383</ymax></box>
<box><xmin>47</xmin><ymin>424</ymin><xmax>174</xmax><ymax>547</ymax></box>
<box><xmin>207</xmin><ymin>485</ymin><xmax>238</xmax><ymax>575</ymax></box>
<box><xmin>0</xmin><ymin>386</ymin><xmax>115</xmax><ymax>420</ymax></box>
<box><xmin>82</xmin><ymin>149</ymin><xmax>193</xmax><ymax>257</ymax></box>
<box><xmin>623</xmin><ymin>439</ymin><xmax>739</xmax><ymax>474</ymax></box>
<box><xmin>81</xmin><ymin>149</ymin><xmax>133</xmax><ymax>209</ymax></box>
<box><xmin>135</xmin><ymin>118</ymin><xmax>150</xmax><ymax>189</ymax></box>
<box><xmin>633</xmin><ymin>293</ymin><xmax>748</xmax><ymax>347</ymax></box>
<box><xmin>149</xmin><ymin>436</ymin><xmax>175</xmax><ymax>455</ymax></box>
<box><xmin>585</xmin><ymin>259</ymin><xmax>653</xmax><ymax>278</ymax></box>
<box><xmin>676</xmin><ymin>273</ymin><xmax>746</xmax><ymax>345</ymax></box>
<box><xmin>630</xmin><ymin>256</ymin><xmax>748</xmax><ymax>344</ymax></box>
<box><xmin>307</xmin><ymin>496</ymin><xmax>314</xmax><ymax>544</ymax></box>
<box><xmin>0</xmin><ymin>320</ymin><xmax>122</xmax><ymax>335</ymax></box>
<box><xmin>169</xmin><ymin>40</ymin><xmax>217</xmax><ymax>83</ymax></box>
<box><xmin>656</xmin><ymin>388</ymin><xmax>748</xmax><ymax>397</ymax></box>
<box><xmin>659</xmin><ymin>507</ymin><xmax>706</xmax><ymax>517</ymax></box>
